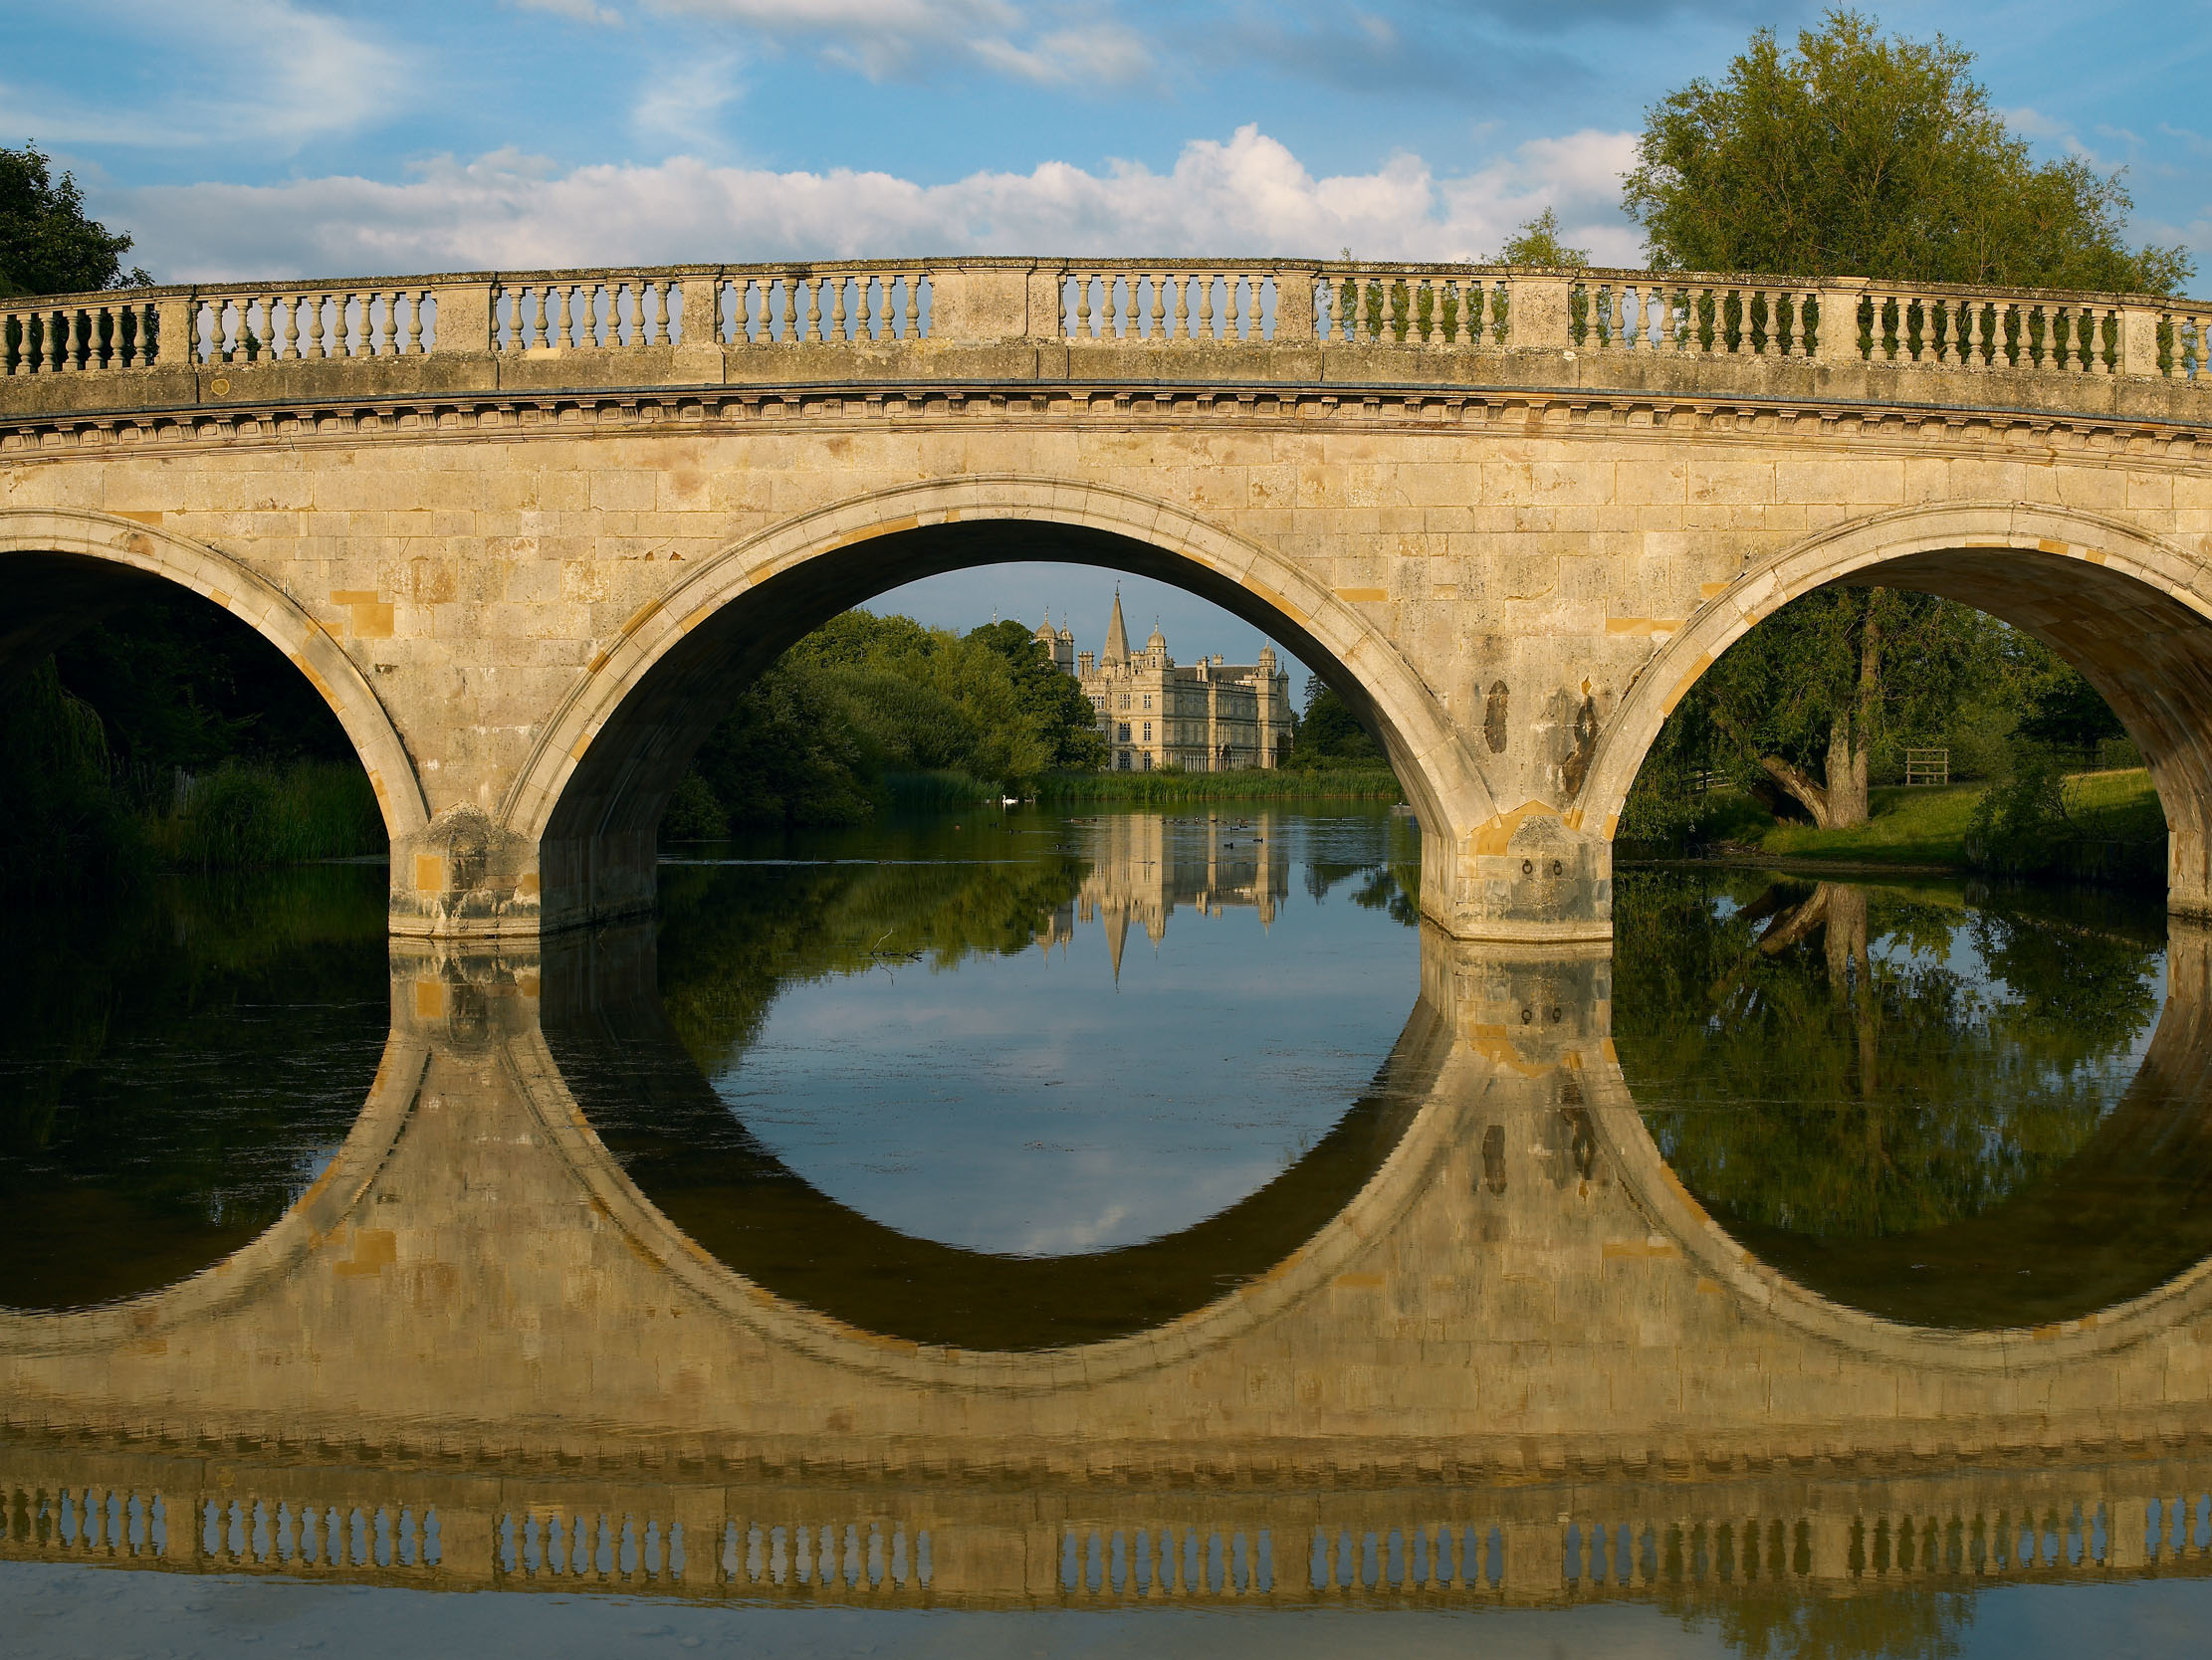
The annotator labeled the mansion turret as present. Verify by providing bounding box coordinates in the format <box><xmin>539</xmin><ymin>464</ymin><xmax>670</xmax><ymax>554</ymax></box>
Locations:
<box><xmin>1037</xmin><ymin>594</ymin><xmax>1293</xmax><ymax>772</ymax></box>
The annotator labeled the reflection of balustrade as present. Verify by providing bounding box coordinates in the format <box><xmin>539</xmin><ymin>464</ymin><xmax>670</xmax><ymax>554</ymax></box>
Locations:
<box><xmin>10</xmin><ymin>1453</ymin><xmax>2212</xmax><ymax>1608</ymax></box>
<box><xmin>8</xmin><ymin>262</ymin><xmax>2209</xmax><ymax>389</ymax></box>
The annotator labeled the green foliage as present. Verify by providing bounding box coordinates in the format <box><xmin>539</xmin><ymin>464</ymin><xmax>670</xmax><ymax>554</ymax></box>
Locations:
<box><xmin>1495</xmin><ymin>208</ymin><xmax>1590</xmax><ymax>268</ymax></box>
<box><xmin>0</xmin><ymin>140</ymin><xmax>150</xmax><ymax>298</ymax></box>
<box><xmin>143</xmin><ymin>760</ymin><xmax>384</xmax><ymax>871</ymax></box>
<box><xmin>1287</xmin><ymin>681</ymin><xmax>1387</xmax><ymax>769</ymax></box>
<box><xmin>674</xmin><ymin>609</ymin><xmax>1072</xmax><ymax>836</ymax></box>
<box><xmin>0</xmin><ymin>659</ymin><xmax>143</xmax><ymax>892</ymax></box>
<box><xmin>2</xmin><ymin>591</ymin><xmax>387</xmax><ymax>886</ymax></box>
<box><xmin>1622</xmin><ymin>9</ymin><xmax>2192</xmax><ymax>293</ymax></box>
<box><xmin>966</xmin><ymin>618</ymin><xmax>1111</xmax><ymax>770</ymax></box>
<box><xmin>1704</xmin><ymin>589</ymin><xmax>1987</xmax><ymax>786</ymax></box>
<box><xmin>1965</xmin><ymin>745</ymin><xmax>2167</xmax><ymax>886</ymax></box>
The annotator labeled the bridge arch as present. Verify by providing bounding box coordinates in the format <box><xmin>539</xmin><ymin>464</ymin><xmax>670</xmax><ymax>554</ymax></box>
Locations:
<box><xmin>0</xmin><ymin>507</ymin><xmax>429</xmax><ymax>842</ymax></box>
<box><xmin>502</xmin><ymin>475</ymin><xmax>1497</xmax><ymax>934</ymax></box>
<box><xmin>1578</xmin><ymin>502</ymin><xmax>2212</xmax><ymax>916</ymax></box>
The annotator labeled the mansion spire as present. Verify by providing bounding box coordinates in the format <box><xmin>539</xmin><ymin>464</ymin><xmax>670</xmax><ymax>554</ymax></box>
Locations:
<box><xmin>1102</xmin><ymin>589</ymin><xmax>1131</xmax><ymax>665</ymax></box>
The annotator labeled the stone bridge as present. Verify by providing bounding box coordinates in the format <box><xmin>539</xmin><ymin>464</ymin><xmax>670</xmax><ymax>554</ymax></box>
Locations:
<box><xmin>6</xmin><ymin>261</ymin><xmax>2212</xmax><ymax>940</ymax></box>
<box><xmin>6</xmin><ymin>923</ymin><xmax>2212</xmax><ymax>1610</ymax></box>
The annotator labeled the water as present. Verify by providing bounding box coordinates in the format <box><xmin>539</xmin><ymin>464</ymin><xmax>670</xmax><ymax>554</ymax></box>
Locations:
<box><xmin>6</xmin><ymin>809</ymin><xmax>2212</xmax><ymax>1658</ymax></box>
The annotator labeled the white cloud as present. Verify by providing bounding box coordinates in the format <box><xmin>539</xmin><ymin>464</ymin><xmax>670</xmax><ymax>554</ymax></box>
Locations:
<box><xmin>0</xmin><ymin>0</ymin><xmax>407</xmax><ymax>150</ymax></box>
<box><xmin>645</xmin><ymin>0</ymin><xmax>1151</xmax><ymax>86</ymax></box>
<box><xmin>101</xmin><ymin>123</ymin><xmax>1645</xmax><ymax>280</ymax></box>
<box><xmin>631</xmin><ymin>54</ymin><xmax>749</xmax><ymax>145</ymax></box>
<box><xmin>513</xmin><ymin>0</ymin><xmax>626</xmax><ymax>22</ymax></box>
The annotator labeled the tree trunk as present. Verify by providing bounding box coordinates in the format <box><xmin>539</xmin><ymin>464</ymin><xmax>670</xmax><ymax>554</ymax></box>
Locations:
<box><xmin>1826</xmin><ymin>716</ymin><xmax>1870</xmax><ymax>828</ymax></box>
<box><xmin>1823</xmin><ymin>590</ymin><xmax>1884</xmax><ymax>832</ymax></box>
<box><xmin>1711</xmin><ymin>705</ymin><xmax>1835</xmax><ymax>826</ymax></box>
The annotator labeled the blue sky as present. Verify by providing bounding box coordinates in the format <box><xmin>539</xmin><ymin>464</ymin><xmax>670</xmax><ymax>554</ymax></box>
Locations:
<box><xmin>7</xmin><ymin>0</ymin><xmax>2207</xmax><ymax>661</ymax></box>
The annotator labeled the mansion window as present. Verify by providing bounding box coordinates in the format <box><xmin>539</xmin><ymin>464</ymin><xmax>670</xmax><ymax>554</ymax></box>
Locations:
<box><xmin>1117</xmin><ymin>723</ymin><xmax>1131</xmax><ymax>741</ymax></box>
<box><xmin>1117</xmin><ymin>751</ymin><xmax>1131</xmax><ymax>770</ymax></box>
<box><xmin>1143</xmin><ymin>723</ymin><xmax>1151</xmax><ymax>741</ymax></box>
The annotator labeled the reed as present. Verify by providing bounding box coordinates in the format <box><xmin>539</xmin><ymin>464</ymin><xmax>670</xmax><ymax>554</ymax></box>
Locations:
<box><xmin>146</xmin><ymin>760</ymin><xmax>386</xmax><ymax>871</ymax></box>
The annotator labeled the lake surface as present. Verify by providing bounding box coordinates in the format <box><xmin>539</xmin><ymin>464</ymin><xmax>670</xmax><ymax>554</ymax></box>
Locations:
<box><xmin>6</xmin><ymin>810</ymin><xmax>2212</xmax><ymax>1658</ymax></box>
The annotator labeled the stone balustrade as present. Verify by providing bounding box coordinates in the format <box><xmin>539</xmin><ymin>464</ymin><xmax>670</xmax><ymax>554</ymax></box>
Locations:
<box><xmin>5</xmin><ymin>259</ymin><xmax>2208</xmax><ymax>386</ymax></box>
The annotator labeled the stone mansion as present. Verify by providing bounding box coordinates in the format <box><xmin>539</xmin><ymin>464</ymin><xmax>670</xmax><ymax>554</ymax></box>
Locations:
<box><xmin>1035</xmin><ymin>594</ymin><xmax>1295</xmax><ymax>772</ymax></box>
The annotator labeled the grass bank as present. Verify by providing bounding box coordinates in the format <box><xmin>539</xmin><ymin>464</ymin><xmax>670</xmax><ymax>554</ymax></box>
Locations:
<box><xmin>1662</xmin><ymin>768</ymin><xmax>2164</xmax><ymax>877</ymax></box>
<box><xmin>1034</xmin><ymin>766</ymin><xmax>1405</xmax><ymax>804</ymax></box>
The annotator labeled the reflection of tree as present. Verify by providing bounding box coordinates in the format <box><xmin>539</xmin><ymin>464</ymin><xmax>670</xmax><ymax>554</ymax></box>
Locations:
<box><xmin>1665</xmin><ymin>1584</ymin><xmax>1971</xmax><ymax>1660</ymax></box>
<box><xmin>653</xmin><ymin>851</ymin><xmax>1092</xmax><ymax>1078</ymax></box>
<box><xmin>1617</xmin><ymin>870</ymin><xmax>2163</xmax><ymax>1241</ymax></box>
<box><xmin>0</xmin><ymin>869</ymin><xmax>389</xmax><ymax>1309</ymax></box>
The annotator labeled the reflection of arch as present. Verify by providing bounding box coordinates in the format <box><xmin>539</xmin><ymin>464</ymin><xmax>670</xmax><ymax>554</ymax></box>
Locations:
<box><xmin>543</xmin><ymin>977</ymin><xmax>1446</xmax><ymax>1352</ymax></box>
<box><xmin>0</xmin><ymin>1030</ymin><xmax>425</xmax><ymax>1351</ymax></box>
<box><xmin>502</xmin><ymin>928</ymin><xmax>1475</xmax><ymax>1390</ymax></box>
<box><xmin>1579</xmin><ymin>503</ymin><xmax>2212</xmax><ymax>911</ymax></box>
<box><xmin>501</xmin><ymin>477</ymin><xmax>1493</xmax><ymax>931</ymax></box>
<box><xmin>1587</xmin><ymin>918</ymin><xmax>2212</xmax><ymax>1365</ymax></box>
<box><xmin>0</xmin><ymin>508</ymin><xmax>428</xmax><ymax>840</ymax></box>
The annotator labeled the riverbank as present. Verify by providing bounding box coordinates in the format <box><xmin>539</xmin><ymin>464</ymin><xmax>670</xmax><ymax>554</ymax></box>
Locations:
<box><xmin>1033</xmin><ymin>766</ymin><xmax>1404</xmax><ymax>804</ymax></box>
<box><xmin>1624</xmin><ymin>768</ymin><xmax>2165</xmax><ymax>880</ymax></box>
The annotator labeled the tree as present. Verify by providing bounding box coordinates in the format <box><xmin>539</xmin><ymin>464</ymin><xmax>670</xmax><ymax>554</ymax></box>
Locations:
<box><xmin>965</xmin><ymin>619</ymin><xmax>1109</xmax><ymax>771</ymax></box>
<box><xmin>1621</xmin><ymin>10</ymin><xmax>2191</xmax><ymax>294</ymax></box>
<box><xmin>1</xmin><ymin>141</ymin><xmax>150</xmax><ymax>297</ymax></box>
<box><xmin>1694</xmin><ymin>588</ymin><xmax>1993</xmax><ymax>829</ymax></box>
<box><xmin>1494</xmin><ymin>208</ymin><xmax>1589</xmax><ymax>269</ymax></box>
<box><xmin>1287</xmin><ymin>680</ymin><xmax>1387</xmax><ymax>770</ymax></box>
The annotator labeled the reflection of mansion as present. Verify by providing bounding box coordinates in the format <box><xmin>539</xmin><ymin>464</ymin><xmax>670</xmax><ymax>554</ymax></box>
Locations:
<box><xmin>1034</xmin><ymin>593</ymin><xmax>1293</xmax><ymax>772</ymax></box>
<box><xmin>1035</xmin><ymin>814</ymin><xmax>1293</xmax><ymax>974</ymax></box>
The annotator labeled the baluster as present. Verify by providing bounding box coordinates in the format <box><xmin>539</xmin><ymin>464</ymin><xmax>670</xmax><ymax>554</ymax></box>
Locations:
<box><xmin>549</xmin><ymin>284</ymin><xmax>570</xmax><ymax>348</ymax></box>
<box><xmin>401</xmin><ymin>291</ymin><xmax>422</xmax><ymax>355</ymax></box>
<box><xmin>904</xmin><ymin>270</ymin><xmax>922</xmax><ymax>339</ymax></box>
<box><xmin>65</xmin><ymin>307</ymin><xmax>88</xmax><ymax>369</ymax></box>
<box><xmin>829</xmin><ymin>275</ymin><xmax>847</xmax><ymax>342</ymax></box>
<box><xmin>522</xmin><ymin>285</ymin><xmax>543</xmax><ymax>351</ymax></box>
<box><xmin>1226</xmin><ymin>273</ymin><xmax>1242</xmax><ymax>340</ymax></box>
<box><xmin>1197</xmin><ymin>273</ymin><xmax>1215</xmax><ymax>340</ymax></box>
<box><xmin>652</xmin><ymin>281</ymin><xmax>672</xmax><ymax>345</ymax></box>
<box><xmin>621</xmin><ymin>283</ymin><xmax>640</xmax><ymax>347</ymax></box>
<box><xmin>2096</xmin><ymin>306</ymin><xmax>2117</xmax><ymax>375</ymax></box>
<box><xmin>273</xmin><ymin>293</ymin><xmax>294</xmax><ymax>360</ymax></box>
<box><xmin>774</xmin><ymin>277</ymin><xmax>792</xmax><ymax>344</ymax></box>
<box><xmin>305</xmin><ymin>294</ymin><xmax>326</xmax><ymax>359</ymax></box>
<box><xmin>385</xmin><ymin>291</ymin><xmax>404</xmax><ymax>355</ymax></box>
<box><xmin>1148</xmin><ymin>272</ymin><xmax>1166</xmax><ymax>340</ymax></box>
<box><xmin>122</xmin><ymin>303</ymin><xmax>143</xmax><ymax>368</ymax></box>
<box><xmin>799</xmin><ymin>275</ymin><xmax>820</xmax><ymax>344</ymax></box>
<box><xmin>860</xmin><ymin>275</ymin><xmax>880</xmax><ymax>340</ymax></box>
<box><xmin>1173</xmin><ymin>272</ymin><xmax>1190</xmax><ymax>340</ymax></box>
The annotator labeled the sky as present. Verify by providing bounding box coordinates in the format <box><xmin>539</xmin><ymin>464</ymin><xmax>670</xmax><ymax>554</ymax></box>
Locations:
<box><xmin>7</xmin><ymin>0</ymin><xmax>2208</xmax><ymax>663</ymax></box>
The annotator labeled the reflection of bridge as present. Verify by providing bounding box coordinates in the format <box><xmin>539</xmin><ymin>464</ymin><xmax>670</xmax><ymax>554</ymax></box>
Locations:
<box><xmin>8</xmin><ymin>925</ymin><xmax>2212</xmax><ymax>1611</ymax></box>
<box><xmin>6</xmin><ymin>262</ymin><xmax>2212</xmax><ymax>942</ymax></box>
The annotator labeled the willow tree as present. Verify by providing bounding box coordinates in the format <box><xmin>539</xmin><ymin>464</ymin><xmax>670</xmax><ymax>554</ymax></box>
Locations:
<box><xmin>1620</xmin><ymin>12</ymin><xmax>2189</xmax><ymax>827</ymax></box>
